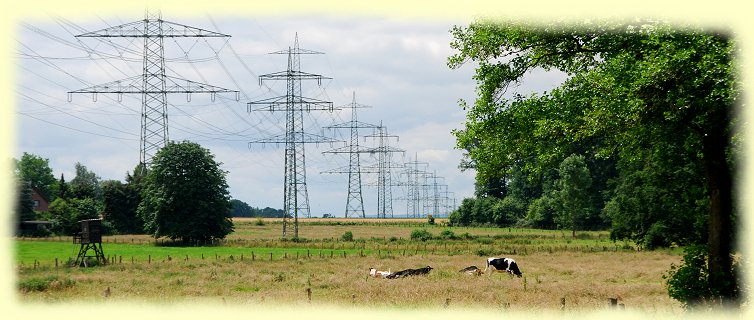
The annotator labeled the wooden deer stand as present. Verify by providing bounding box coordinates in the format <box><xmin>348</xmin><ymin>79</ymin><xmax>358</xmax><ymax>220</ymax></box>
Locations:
<box><xmin>73</xmin><ymin>219</ymin><xmax>106</xmax><ymax>267</ymax></box>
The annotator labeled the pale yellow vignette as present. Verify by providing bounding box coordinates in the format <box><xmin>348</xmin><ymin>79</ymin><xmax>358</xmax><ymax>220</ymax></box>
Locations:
<box><xmin>2</xmin><ymin>1</ymin><xmax>751</xmax><ymax>320</ymax></box>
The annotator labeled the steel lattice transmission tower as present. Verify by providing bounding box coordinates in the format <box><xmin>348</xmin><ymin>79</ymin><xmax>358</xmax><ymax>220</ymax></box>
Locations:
<box><xmin>68</xmin><ymin>11</ymin><xmax>238</xmax><ymax>166</ymax></box>
<box><xmin>401</xmin><ymin>154</ymin><xmax>428</xmax><ymax>218</ymax></box>
<box><xmin>248</xmin><ymin>34</ymin><xmax>334</xmax><ymax>239</ymax></box>
<box><xmin>322</xmin><ymin>93</ymin><xmax>379</xmax><ymax>218</ymax></box>
<box><xmin>363</xmin><ymin>124</ymin><xmax>404</xmax><ymax>218</ymax></box>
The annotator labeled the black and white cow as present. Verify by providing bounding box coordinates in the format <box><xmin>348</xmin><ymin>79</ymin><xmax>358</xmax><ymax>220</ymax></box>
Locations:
<box><xmin>386</xmin><ymin>266</ymin><xmax>433</xmax><ymax>279</ymax></box>
<box><xmin>483</xmin><ymin>257</ymin><xmax>522</xmax><ymax>277</ymax></box>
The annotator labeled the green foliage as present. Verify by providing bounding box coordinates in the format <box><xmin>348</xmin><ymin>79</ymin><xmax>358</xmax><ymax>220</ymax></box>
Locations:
<box><xmin>448</xmin><ymin>19</ymin><xmax>738</xmax><ymax>303</ymax></box>
<box><xmin>102</xmin><ymin>180</ymin><xmax>142</xmax><ymax>234</ymax></box>
<box><xmin>15</xmin><ymin>180</ymin><xmax>36</xmax><ymax>223</ymax></box>
<box><xmin>69</xmin><ymin>162</ymin><xmax>102</xmax><ymax>200</ymax></box>
<box><xmin>254</xmin><ymin>217</ymin><xmax>265</xmax><ymax>226</ymax></box>
<box><xmin>341</xmin><ymin>231</ymin><xmax>353</xmax><ymax>242</ymax></box>
<box><xmin>439</xmin><ymin>229</ymin><xmax>457</xmax><ymax>240</ymax></box>
<box><xmin>552</xmin><ymin>154</ymin><xmax>592</xmax><ymax>236</ymax></box>
<box><xmin>18</xmin><ymin>275</ymin><xmax>75</xmax><ymax>292</ymax></box>
<box><xmin>603</xmin><ymin>144</ymin><xmax>707</xmax><ymax>249</ymax></box>
<box><xmin>228</xmin><ymin>200</ymin><xmax>286</xmax><ymax>218</ymax></box>
<box><xmin>427</xmin><ymin>214</ymin><xmax>435</xmax><ymax>225</ymax></box>
<box><xmin>525</xmin><ymin>195</ymin><xmax>556</xmax><ymax>229</ymax></box>
<box><xmin>46</xmin><ymin>197</ymin><xmax>100</xmax><ymax>235</ymax></box>
<box><xmin>410</xmin><ymin>229</ymin><xmax>433</xmax><ymax>242</ymax></box>
<box><xmin>665</xmin><ymin>245</ymin><xmax>745</xmax><ymax>309</ymax></box>
<box><xmin>664</xmin><ymin>245</ymin><xmax>714</xmax><ymax>309</ymax></box>
<box><xmin>138</xmin><ymin>141</ymin><xmax>233</xmax><ymax>243</ymax></box>
<box><xmin>14</xmin><ymin>152</ymin><xmax>56</xmax><ymax>201</ymax></box>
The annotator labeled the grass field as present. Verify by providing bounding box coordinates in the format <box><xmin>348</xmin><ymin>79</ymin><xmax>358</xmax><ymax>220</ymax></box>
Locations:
<box><xmin>14</xmin><ymin>218</ymin><xmax>684</xmax><ymax>313</ymax></box>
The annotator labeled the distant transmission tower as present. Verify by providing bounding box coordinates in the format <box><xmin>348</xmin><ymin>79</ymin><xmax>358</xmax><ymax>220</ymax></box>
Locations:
<box><xmin>363</xmin><ymin>124</ymin><xmax>404</xmax><ymax>218</ymax></box>
<box><xmin>68</xmin><ymin>11</ymin><xmax>238</xmax><ymax>166</ymax></box>
<box><xmin>401</xmin><ymin>154</ymin><xmax>428</xmax><ymax>218</ymax></box>
<box><xmin>248</xmin><ymin>34</ymin><xmax>334</xmax><ymax>239</ymax></box>
<box><xmin>322</xmin><ymin>93</ymin><xmax>379</xmax><ymax>218</ymax></box>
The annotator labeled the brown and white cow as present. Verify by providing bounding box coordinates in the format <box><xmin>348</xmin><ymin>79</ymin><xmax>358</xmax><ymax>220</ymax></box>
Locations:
<box><xmin>483</xmin><ymin>257</ymin><xmax>523</xmax><ymax>277</ymax></box>
<box><xmin>458</xmin><ymin>265</ymin><xmax>483</xmax><ymax>276</ymax></box>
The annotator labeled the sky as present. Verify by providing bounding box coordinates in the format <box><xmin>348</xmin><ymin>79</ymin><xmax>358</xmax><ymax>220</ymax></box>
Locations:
<box><xmin>7</xmin><ymin>1</ymin><xmax>753</xmax><ymax>221</ymax></box>
<box><xmin>11</xmin><ymin>6</ymin><xmax>570</xmax><ymax>218</ymax></box>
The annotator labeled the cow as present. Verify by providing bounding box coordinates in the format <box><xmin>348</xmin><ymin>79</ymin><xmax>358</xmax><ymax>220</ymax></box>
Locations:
<box><xmin>458</xmin><ymin>265</ymin><xmax>482</xmax><ymax>276</ymax></box>
<box><xmin>386</xmin><ymin>266</ymin><xmax>433</xmax><ymax>279</ymax></box>
<box><xmin>369</xmin><ymin>267</ymin><xmax>392</xmax><ymax>278</ymax></box>
<box><xmin>483</xmin><ymin>257</ymin><xmax>522</xmax><ymax>277</ymax></box>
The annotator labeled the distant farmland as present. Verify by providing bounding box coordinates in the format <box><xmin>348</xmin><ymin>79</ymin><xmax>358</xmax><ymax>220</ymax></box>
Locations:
<box><xmin>15</xmin><ymin>219</ymin><xmax>682</xmax><ymax>313</ymax></box>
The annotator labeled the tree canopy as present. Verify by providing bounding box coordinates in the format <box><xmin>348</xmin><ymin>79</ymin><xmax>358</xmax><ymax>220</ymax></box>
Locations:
<box><xmin>449</xmin><ymin>19</ymin><xmax>738</xmax><ymax>306</ymax></box>
<box><xmin>14</xmin><ymin>152</ymin><xmax>56</xmax><ymax>201</ymax></box>
<box><xmin>137</xmin><ymin>141</ymin><xmax>233</xmax><ymax>243</ymax></box>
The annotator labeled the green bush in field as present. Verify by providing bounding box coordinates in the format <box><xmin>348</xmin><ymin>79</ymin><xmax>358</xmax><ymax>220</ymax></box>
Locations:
<box><xmin>341</xmin><ymin>231</ymin><xmax>353</xmax><ymax>242</ymax></box>
<box><xmin>439</xmin><ymin>229</ymin><xmax>457</xmax><ymax>240</ymax></box>
<box><xmin>410</xmin><ymin>229</ymin><xmax>433</xmax><ymax>241</ymax></box>
<box><xmin>254</xmin><ymin>217</ymin><xmax>265</xmax><ymax>226</ymax></box>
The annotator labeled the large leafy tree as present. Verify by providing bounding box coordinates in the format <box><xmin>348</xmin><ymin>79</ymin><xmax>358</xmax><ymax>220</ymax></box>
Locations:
<box><xmin>137</xmin><ymin>141</ymin><xmax>233</xmax><ymax>243</ymax></box>
<box><xmin>14</xmin><ymin>152</ymin><xmax>56</xmax><ymax>200</ymax></box>
<box><xmin>69</xmin><ymin>162</ymin><xmax>102</xmax><ymax>200</ymax></box>
<box><xmin>449</xmin><ymin>19</ymin><xmax>737</xmax><ymax>305</ymax></box>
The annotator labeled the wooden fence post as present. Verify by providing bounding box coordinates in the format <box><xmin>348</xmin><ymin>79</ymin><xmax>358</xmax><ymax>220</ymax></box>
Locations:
<box><xmin>55</xmin><ymin>258</ymin><xmax>58</xmax><ymax>268</ymax></box>
<box><xmin>560</xmin><ymin>297</ymin><xmax>566</xmax><ymax>310</ymax></box>
<box><xmin>608</xmin><ymin>298</ymin><xmax>618</xmax><ymax>308</ymax></box>
<box><xmin>306</xmin><ymin>288</ymin><xmax>311</xmax><ymax>303</ymax></box>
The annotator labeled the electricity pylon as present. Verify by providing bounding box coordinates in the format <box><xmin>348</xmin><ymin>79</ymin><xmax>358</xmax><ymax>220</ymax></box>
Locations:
<box><xmin>248</xmin><ymin>34</ymin><xmax>335</xmax><ymax>239</ymax></box>
<box><xmin>68</xmin><ymin>11</ymin><xmax>238</xmax><ymax>166</ymax></box>
<box><xmin>363</xmin><ymin>124</ymin><xmax>404</xmax><ymax>218</ymax></box>
<box><xmin>400</xmin><ymin>154</ymin><xmax>428</xmax><ymax>218</ymax></box>
<box><xmin>321</xmin><ymin>93</ymin><xmax>379</xmax><ymax>218</ymax></box>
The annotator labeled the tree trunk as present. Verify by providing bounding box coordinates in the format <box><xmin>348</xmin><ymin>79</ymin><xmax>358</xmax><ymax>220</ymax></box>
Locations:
<box><xmin>702</xmin><ymin>130</ymin><xmax>736</xmax><ymax>306</ymax></box>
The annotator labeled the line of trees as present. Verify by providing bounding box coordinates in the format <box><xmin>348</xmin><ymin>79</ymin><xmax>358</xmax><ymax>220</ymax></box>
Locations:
<box><xmin>229</xmin><ymin>199</ymin><xmax>286</xmax><ymax>218</ymax></box>
<box><xmin>13</xmin><ymin>141</ymin><xmax>269</xmax><ymax>242</ymax></box>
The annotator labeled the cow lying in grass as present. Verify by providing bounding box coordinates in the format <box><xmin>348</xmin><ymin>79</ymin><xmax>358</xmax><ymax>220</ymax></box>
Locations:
<box><xmin>369</xmin><ymin>268</ymin><xmax>392</xmax><ymax>278</ymax></box>
<box><xmin>484</xmin><ymin>257</ymin><xmax>523</xmax><ymax>277</ymax></box>
<box><xmin>386</xmin><ymin>266</ymin><xmax>433</xmax><ymax>279</ymax></box>
<box><xmin>458</xmin><ymin>265</ymin><xmax>482</xmax><ymax>276</ymax></box>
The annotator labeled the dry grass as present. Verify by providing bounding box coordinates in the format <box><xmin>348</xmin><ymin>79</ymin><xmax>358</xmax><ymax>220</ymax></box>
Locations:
<box><xmin>16</xmin><ymin>250</ymin><xmax>682</xmax><ymax>313</ymax></box>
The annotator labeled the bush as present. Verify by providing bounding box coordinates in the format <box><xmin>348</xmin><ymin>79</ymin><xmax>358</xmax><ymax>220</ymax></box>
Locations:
<box><xmin>410</xmin><ymin>229</ymin><xmax>433</xmax><ymax>241</ymax></box>
<box><xmin>341</xmin><ymin>231</ymin><xmax>353</xmax><ymax>242</ymax></box>
<box><xmin>439</xmin><ymin>229</ymin><xmax>457</xmax><ymax>240</ymax></box>
<box><xmin>664</xmin><ymin>245</ymin><xmax>711</xmax><ymax>309</ymax></box>
<box><xmin>427</xmin><ymin>214</ymin><xmax>435</xmax><ymax>225</ymax></box>
<box><xmin>254</xmin><ymin>217</ymin><xmax>265</xmax><ymax>226</ymax></box>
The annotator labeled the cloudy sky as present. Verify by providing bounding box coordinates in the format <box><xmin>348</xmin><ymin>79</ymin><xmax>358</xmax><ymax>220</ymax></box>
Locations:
<box><xmin>8</xmin><ymin>1</ymin><xmax>751</xmax><ymax>220</ymax></box>
<box><xmin>10</xmin><ymin>5</ymin><xmax>569</xmax><ymax>218</ymax></box>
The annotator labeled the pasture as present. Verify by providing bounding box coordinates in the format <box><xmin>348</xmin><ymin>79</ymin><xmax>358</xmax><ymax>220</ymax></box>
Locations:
<box><xmin>14</xmin><ymin>218</ymin><xmax>684</xmax><ymax>313</ymax></box>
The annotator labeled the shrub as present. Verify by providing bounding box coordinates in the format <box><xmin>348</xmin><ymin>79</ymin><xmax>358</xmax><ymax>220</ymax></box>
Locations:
<box><xmin>341</xmin><ymin>231</ymin><xmax>353</xmax><ymax>242</ymax></box>
<box><xmin>664</xmin><ymin>245</ymin><xmax>711</xmax><ymax>309</ymax></box>
<box><xmin>427</xmin><ymin>214</ymin><xmax>435</xmax><ymax>225</ymax></box>
<box><xmin>410</xmin><ymin>229</ymin><xmax>433</xmax><ymax>241</ymax></box>
<box><xmin>254</xmin><ymin>217</ymin><xmax>265</xmax><ymax>226</ymax></box>
<box><xmin>439</xmin><ymin>229</ymin><xmax>457</xmax><ymax>240</ymax></box>
<box><xmin>475</xmin><ymin>248</ymin><xmax>495</xmax><ymax>257</ymax></box>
